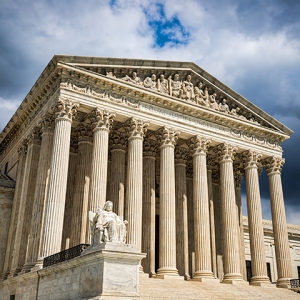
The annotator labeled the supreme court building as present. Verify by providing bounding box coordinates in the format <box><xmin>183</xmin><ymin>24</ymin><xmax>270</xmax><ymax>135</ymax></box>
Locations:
<box><xmin>0</xmin><ymin>55</ymin><xmax>299</xmax><ymax>298</ymax></box>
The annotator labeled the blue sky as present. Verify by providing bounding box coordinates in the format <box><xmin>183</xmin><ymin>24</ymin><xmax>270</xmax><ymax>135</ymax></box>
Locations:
<box><xmin>0</xmin><ymin>0</ymin><xmax>300</xmax><ymax>223</ymax></box>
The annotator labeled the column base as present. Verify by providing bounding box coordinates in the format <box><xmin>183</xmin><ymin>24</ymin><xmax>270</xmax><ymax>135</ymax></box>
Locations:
<box><xmin>31</xmin><ymin>257</ymin><xmax>44</xmax><ymax>271</ymax></box>
<box><xmin>19</xmin><ymin>262</ymin><xmax>36</xmax><ymax>274</ymax></box>
<box><xmin>276</xmin><ymin>278</ymin><xmax>291</xmax><ymax>289</ymax></box>
<box><xmin>157</xmin><ymin>267</ymin><xmax>178</xmax><ymax>277</ymax></box>
<box><xmin>250</xmin><ymin>276</ymin><xmax>273</xmax><ymax>287</ymax></box>
<box><xmin>222</xmin><ymin>272</ymin><xmax>245</xmax><ymax>284</ymax></box>
<box><xmin>7</xmin><ymin>267</ymin><xmax>22</xmax><ymax>278</ymax></box>
<box><xmin>192</xmin><ymin>271</ymin><xmax>219</xmax><ymax>283</ymax></box>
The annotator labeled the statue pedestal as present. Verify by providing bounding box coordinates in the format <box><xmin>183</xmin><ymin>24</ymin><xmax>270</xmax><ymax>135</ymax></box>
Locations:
<box><xmin>79</xmin><ymin>242</ymin><xmax>146</xmax><ymax>299</ymax></box>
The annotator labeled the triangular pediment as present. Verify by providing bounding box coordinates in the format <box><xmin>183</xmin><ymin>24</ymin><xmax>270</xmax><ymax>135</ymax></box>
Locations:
<box><xmin>52</xmin><ymin>55</ymin><xmax>292</xmax><ymax>137</ymax></box>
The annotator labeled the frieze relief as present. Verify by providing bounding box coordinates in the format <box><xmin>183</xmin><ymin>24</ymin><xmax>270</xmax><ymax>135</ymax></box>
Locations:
<box><xmin>105</xmin><ymin>71</ymin><xmax>261</xmax><ymax>125</ymax></box>
<box><xmin>60</xmin><ymin>80</ymin><xmax>140</xmax><ymax>109</ymax></box>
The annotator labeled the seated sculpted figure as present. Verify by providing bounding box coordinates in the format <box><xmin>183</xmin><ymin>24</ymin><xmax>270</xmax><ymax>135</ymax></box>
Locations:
<box><xmin>194</xmin><ymin>82</ymin><xmax>209</xmax><ymax>106</ymax></box>
<box><xmin>122</xmin><ymin>72</ymin><xmax>142</xmax><ymax>85</ymax></box>
<box><xmin>89</xmin><ymin>201</ymin><xmax>128</xmax><ymax>245</ymax></box>
<box><xmin>168</xmin><ymin>74</ymin><xmax>183</xmax><ymax>98</ymax></box>
<box><xmin>182</xmin><ymin>75</ymin><xmax>194</xmax><ymax>100</ymax></box>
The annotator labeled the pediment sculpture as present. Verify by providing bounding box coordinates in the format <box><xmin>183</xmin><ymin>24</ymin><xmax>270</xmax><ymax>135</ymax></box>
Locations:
<box><xmin>89</xmin><ymin>200</ymin><xmax>128</xmax><ymax>246</ymax></box>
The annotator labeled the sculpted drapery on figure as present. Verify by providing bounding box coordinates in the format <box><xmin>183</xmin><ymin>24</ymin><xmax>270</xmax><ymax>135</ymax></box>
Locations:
<box><xmin>89</xmin><ymin>200</ymin><xmax>127</xmax><ymax>245</ymax></box>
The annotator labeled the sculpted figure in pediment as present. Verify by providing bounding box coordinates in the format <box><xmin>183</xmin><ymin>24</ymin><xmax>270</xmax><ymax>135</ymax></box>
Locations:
<box><xmin>144</xmin><ymin>74</ymin><xmax>157</xmax><ymax>90</ymax></box>
<box><xmin>219</xmin><ymin>99</ymin><xmax>230</xmax><ymax>113</ymax></box>
<box><xmin>209</xmin><ymin>93</ymin><xmax>219</xmax><ymax>110</ymax></box>
<box><xmin>157</xmin><ymin>74</ymin><xmax>169</xmax><ymax>94</ymax></box>
<box><xmin>122</xmin><ymin>72</ymin><xmax>142</xmax><ymax>85</ymax></box>
<box><xmin>106</xmin><ymin>71</ymin><xmax>116</xmax><ymax>78</ymax></box>
<box><xmin>168</xmin><ymin>74</ymin><xmax>183</xmax><ymax>98</ymax></box>
<box><xmin>182</xmin><ymin>75</ymin><xmax>194</xmax><ymax>100</ymax></box>
<box><xmin>194</xmin><ymin>82</ymin><xmax>209</xmax><ymax>106</ymax></box>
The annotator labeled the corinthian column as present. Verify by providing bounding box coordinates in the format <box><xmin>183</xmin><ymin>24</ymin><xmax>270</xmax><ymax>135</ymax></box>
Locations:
<box><xmin>175</xmin><ymin>146</ymin><xmax>189</xmax><ymax>279</ymax></box>
<box><xmin>156</xmin><ymin>127</ymin><xmax>179</xmax><ymax>276</ymax></box>
<box><xmin>142</xmin><ymin>138</ymin><xmax>157</xmax><ymax>275</ymax></box>
<box><xmin>233</xmin><ymin>168</ymin><xmax>247</xmax><ymax>281</ymax></box>
<box><xmin>39</xmin><ymin>98</ymin><xmax>79</xmax><ymax>259</ymax></box>
<box><xmin>109</xmin><ymin>130</ymin><xmax>127</xmax><ymax>218</ymax></box>
<box><xmin>88</xmin><ymin>109</ymin><xmax>115</xmax><ymax>213</ymax></box>
<box><xmin>241</xmin><ymin>151</ymin><xmax>270</xmax><ymax>286</ymax></box>
<box><xmin>125</xmin><ymin>118</ymin><xmax>148</xmax><ymax>252</ymax></box>
<box><xmin>264</xmin><ymin>157</ymin><xmax>293</xmax><ymax>288</ymax></box>
<box><xmin>1</xmin><ymin>142</ymin><xmax>27</xmax><ymax>279</ymax></box>
<box><xmin>10</xmin><ymin>128</ymin><xmax>41</xmax><ymax>276</ymax></box>
<box><xmin>216</xmin><ymin>143</ymin><xmax>243</xmax><ymax>283</ymax></box>
<box><xmin>22</xmin><ymin>117</ymin><xmax>54</xmax><ymax>272</ymax></box>
<box><xmin>188</xmin><ymin>136</ymin><xmax>214</xmax><ymax>281</ymax></box>
<box><xmin>69</xmin><ymin>123</ymin><xmax>93</xmax><ymax>247</ymax></box>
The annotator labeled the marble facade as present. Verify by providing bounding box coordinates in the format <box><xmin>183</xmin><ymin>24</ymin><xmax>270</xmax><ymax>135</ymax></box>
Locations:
<box><xmin>0</xmin><ymin>56</ymin><xmax>298</xmax><ymax>297</ymax></box>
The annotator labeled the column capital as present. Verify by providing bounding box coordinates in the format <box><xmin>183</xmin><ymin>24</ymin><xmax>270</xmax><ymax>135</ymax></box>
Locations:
<box><xmin>156</xmin><ymin>126</ymin><xmax>180</xmax><ymax>147</ymax></box>
<box><xmin>39</xmin><ymin>116</ymin><xmax>55</xmax><ymax>135</ymax></box>
<box><xmin>239</xmin><ymin>150</ymin><xmax>262</xmax><ymax>169</ymax></box>
<box><xmin>188</xmin><ymin>135</ymin><xmax>211</xmax><ymax>156</ymax></box>
<box><xmin>207</xmin><ymin>154</ymin><xmax>218</xmax><ymax>170</ymax></box>
<box><xmin>143</xmin><ymin>138</ymin><xmax>158</xmax><ymax>157</ymax></box>
<box><xmin>89</xmin><ymin>108</ymin><xmax>116</xmax><ymax>132</ymax></box>
<box><xmin>215</xmin><ymin>143</ymin><xmax>237</xmax><ymax>162</ymax></box>
<box><xmin>125</xmin><ymin>118</ymin><xmax>149</xmax><ymax>139</ymax></box>
<box><xmin>76</xmin><ymin>122</ymin><xmax>93</xmax><ymax>143</ymax></box>
<box><xmin>27</xmin><ymin>126</ymin><xmax>42</xmax><ymax>146</ymax></box>
<box><xmin>211</xmin><ymin>169</ymin><xmax>220</xmax><ymax>184</ymax></box>
<box><xmin>175</xmin><ymin>146</ymin><xmax>189</xmax><ymax>164</ymax></box>
<box><xmin>110</xmin><ymin>130</ymin><xmax>127</xmax><ymax>151</ymax></box>
<box><xmin>17</xmin><ymin>140</ymin><xmax>28</xmax><ymax>158</ymax></box>
<box><xmin>70</xmin><ymin>129</ymin><xmax>78</xmax><ymax>153</ymax></box>
<box><xmin>53</xmin><ymin>98</ymin><xmax>79</xmax><ymax>122</ymax></box>
<box><xmin>263</xmin><ymin>156</ymin><xmax>285</xmax><ymax>175</ymax></box>
<box><xmin>186</xmin><ymin>162</ymin><xmax>193</xmax><ymax>178</ymax></box>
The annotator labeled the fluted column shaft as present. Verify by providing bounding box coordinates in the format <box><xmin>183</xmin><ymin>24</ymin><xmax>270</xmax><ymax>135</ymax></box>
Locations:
<box><xmin>70</xmin><ymin>133</ymin><xmax>93</xmax><ymax>247</ymax></box>
<box><xmin>125</xmin><ymin>118</ymin><xmax>148</xmax><ymax>252</ymax></box>
<box><xmin>10</xmin><ymin>131</ymin><xmax>41</xmax><ymax>276</ymax></box>
<box><xmin>1</xmin><ymin>142</ymin><xmax>27</xmax><ymax>279</ymax></box>
<box><xmin>234</xmin><ymin>174</ymin><xmax>247</xmax><ymax>281</ymax></box>
<box><xmin>242</xmin><ymin>151</ymin><xmax>269</xmax><ymax>285</ymax></box>
<box><xmin>89</xmin><ymin>109</ymin><xmax>115</xmax><ymax>213</ymax></box>
<box><xmin>110</xmin><ymin>149</ymin><xmax>125</xmax><ymax>216</ymax></box>
<box><xmin>23</xmin><ymin>119</ymin><xmax>54</xmax><ymax>272</ymax></box>
<box><xmin>264</xmin><ymin>157</ymin><xmax>293</xmax><ymax>288</ymax></box>
<box><xmin>175</xmin><ymin>146</ymin><xmax>189</xmax><ymax>278</ymax></box>
<box><xmin>157</xmin><ymin>127</ymin><xmax>179</xmax><ymax>276</ymax></box>
<box><xmin>61</xmin><ymin>150</ymin><xmax>77</xmax><ymax>250</ymax></box>
<box><xmin>189</xmin><ymin>136</ymin><xmax>214</xmax><ymax>279</ymax></box>
<box><xmin>207</xmin><ymin>168</ymin><xmax>217</xmax><ymax>278</ymax></box>
<box><xmin>39</xmin><ymin>99</ymin><xmax>78</xmax><ymax>258</ymax></box>
<box><xmin>217</xmin><ymin>143</ymin><xmax>243</xmax><ymax>282</ymax></box>
<box><xmin>142</xmin><ymin>156</ymin><xmax>156</xmax><ymax>273</ymax></box>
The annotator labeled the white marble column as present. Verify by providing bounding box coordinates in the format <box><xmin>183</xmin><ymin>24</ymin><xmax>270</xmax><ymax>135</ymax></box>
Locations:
<box><xmin>125</xmin><ymin>118</ymin><xmax>148</xmax><ymax>252</ymax></box>
<box><xmin>156</xmin><ymin>127</ymin><xmax>179</xmax><ymax>276</ymax></box>
<box><xmin>216</xmin><ymin>143</ymin><xmax>243</xmax><ymax>283</ymax></box>
<box><xmin>1</xmin><ymin>142</ymin><xmax>27</xmax><ymax>279</ymax></box>
<box><xmin>88</xmin><ymin>109</ymin><xmax>115</xmax><ymax>215</ymax></box>
<box><xmin>22</xmin><ymin>117</ymin><xmax>54</xmax><ymax>272</ymax></box>
<box><xmin>212</xmin><ymin>170</ymin><xmax>224</xmax><ymax>281</ymax></box>
<box><xmin>241</xmin><ymin>150</ymin><xmax>270</xmax><ymax>286</ymax></box>
<box><xmin>233</xmin><ymin>170</ymin><xmax>247</xmax><ymax>281</ymax></box>
<box><xmin>39</xmin><ymin>98</ymin><xmax>79</xmax><ymax>259</ymax></box>
<box><xmin>109</xmin><ymin>130</ymin><xmax>126</xmax><ymax>218</ymax></box>
<box><xmin>142</xmin><ymin>138</ymin><xmax>157</xmax><ymax>275</ymax></box>
<box><xmin>175</xmin><ymin>146</ymin><xmax>189</xmax><ymax>279</ymax></box>
<box><xmin>10</xmin><ymin>128</ymin><xmax>41</xmax><ymax>276</ymax></box>
<box><xmin>207</xmin><ymin>156</ymin><xmax>217</xmax><ymax>278</ymax></box>
<box><xmin>189</xmin><ymin>136</ymin><xmax>214</xmax><ymax>281</ymax></box>
<box><xmin>69</xmin><ymin>123</ymin><xmax>93</xmax><ymax>247</ymax></box>
<box><xmin>186</xmin><ymin>163</ymin><xmax>194</xmax><ymax>278</ymax></box>
<box><xmin>61</xmin><ymin>134</ymin><xmax>78</xmax><ymax>251</ymax></box>
<box><xmin>264</xmin><ymin>156</ymin><xmax>293</xmax><ymax>288</ymax></box>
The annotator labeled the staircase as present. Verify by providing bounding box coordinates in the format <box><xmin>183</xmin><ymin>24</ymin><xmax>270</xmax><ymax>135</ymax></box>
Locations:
<box><xmin>139</xmin><ymin>274</ymin><xmax>300</xmax><ymax>300</ymax></box>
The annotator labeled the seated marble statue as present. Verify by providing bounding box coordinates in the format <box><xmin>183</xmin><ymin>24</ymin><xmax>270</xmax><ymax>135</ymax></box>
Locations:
<box><xmin>89</xmin><ymin>201</ymin><xmax>128</xmax><ymax>245</ymax></box>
